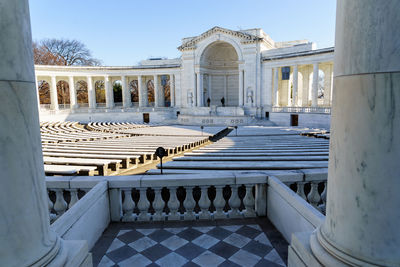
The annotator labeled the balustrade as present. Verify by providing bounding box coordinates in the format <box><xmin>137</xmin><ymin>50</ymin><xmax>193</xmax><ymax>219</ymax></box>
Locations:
<box><xmin>287</xmin><ymin>180</ymin><xmax>327</xmax><ymax>214</ymax></box>
<box><xmin>107</xmin><ymin>183</ymin><xmax>260</xmax><ymax>222</ymax></box>
<box><xmin>47</xmin><ymin>188</ymin><xmax>88</xmax><ymax>222</ymax></box>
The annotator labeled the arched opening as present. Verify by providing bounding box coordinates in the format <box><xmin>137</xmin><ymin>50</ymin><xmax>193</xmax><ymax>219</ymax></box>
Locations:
<box><xmin>147</xmin><ymin>80</ymin><xmax>155</xmax><ymax>106</ymax></box>
<box><xmin>38</xmin><ymin>80</ymin><xmax>51</xmax><ymax>105</ymax></box>
<box><xmin>129</xmin><ymin>80</ymin><xmax>139</xmax><ymax>105</ymax></box>
<box><xmin>56</xmin><ymin>80</ymin><xmax>70</xmax><ymax>107</ymax></box>
<box><xmin>113</xmin><ymin>80</ymin><xmax>122</xmax><ymax>105</ymax></box>
<box><xmin>161</xmin><ymin>75</ymin><xmax>170</xmax><ymax>107</ymax></box>
<box><xmin>318</xmin><ymin>70</ymin><xmax>325</xmax><ymax>106</ymax></box>
<box><xmin>76</xmin><ymin>80</ymin><xmax>88</xmax><ymax>106</ymax></box>
<box><xmin>95</xmin><ymin>80</ymin><xmax>106</xmax><ymax>106</ymax></box>
<box><xmin>200</xmin><ymin>41</ymin><xmax>239</xmax><ymax>106</ymax></box>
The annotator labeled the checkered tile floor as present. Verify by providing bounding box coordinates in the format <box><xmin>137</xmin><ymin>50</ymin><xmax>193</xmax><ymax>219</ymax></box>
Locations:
<box><xmin>92</xmin><ymin>220</ymin><xmax>287</xmax><ymax>267</ymax></box>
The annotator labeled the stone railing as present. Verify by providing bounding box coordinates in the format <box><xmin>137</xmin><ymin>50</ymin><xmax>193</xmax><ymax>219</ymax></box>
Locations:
<box><xmin>272</xmin><ymin>106</ymin><xmax>331</xmax><ymax>114</ymax></box>
<box><xmin>108</xmin><ymin>173</ymin><xmax>267</xmax><ymax>222</ymax></box>
<box><xmin>40</xmin><ymin>104</ymin><xmax>51</xmax><ymax>110</ymax></box>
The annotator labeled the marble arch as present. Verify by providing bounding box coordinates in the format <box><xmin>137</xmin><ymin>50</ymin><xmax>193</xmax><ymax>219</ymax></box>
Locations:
<box><xmin>199</xmin><ymin>41</ymin><xmax>239</xmax><ymax>106</ymax></box>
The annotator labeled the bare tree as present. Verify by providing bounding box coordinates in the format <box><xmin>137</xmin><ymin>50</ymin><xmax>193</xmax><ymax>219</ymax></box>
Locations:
<box><xmin>33</xmin><ymin>39</ymin><xmax>101</xmax><ymax>66</ymax></box>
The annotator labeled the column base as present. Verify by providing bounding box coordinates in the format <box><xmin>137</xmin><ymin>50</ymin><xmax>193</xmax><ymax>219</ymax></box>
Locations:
<box><xmin>47</xmin><ymin>239</ymin><xmax>91</xmax><ymax>267</ymax></box>
<box><xmin>310</xmin><ymin>227</ymin><xmax>384</xmax><ymax>267</ymax></box>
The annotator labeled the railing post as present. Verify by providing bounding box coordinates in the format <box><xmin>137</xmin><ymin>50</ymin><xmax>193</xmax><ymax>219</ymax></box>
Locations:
<box><xmin>228</xmin><ymin>185</ymin><xmax>242</xmax><ymax>218</ymax></box>
<box><xmin>255</xmin><ymin>184</ymin><xmax>267</xmax><ymax>216</ymax></box>
<box><xmin>109</xmin><ymin>188</ymin><xmax>123</xmax><ymax>222</ymax></box>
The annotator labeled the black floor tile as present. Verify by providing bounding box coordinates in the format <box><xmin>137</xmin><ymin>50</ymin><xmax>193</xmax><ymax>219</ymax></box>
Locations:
<box><xmin>209</xmin><ymin>241</ymin><xmax>240</xmax><ymax>259</ymax></box>
<box><xmin>175</xmin><ymin>243</ymin><xmax>206</xmax><ymax>260</ymax></box>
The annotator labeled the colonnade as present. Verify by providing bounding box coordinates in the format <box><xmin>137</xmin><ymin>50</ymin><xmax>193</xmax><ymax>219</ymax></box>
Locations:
<box><xmin>271</xmin><ymin>61</ymin><xmax>333</xmax><ymax>108</ymax></box>
<box><xmin>37</xmin><ymin>74</ymin><xmax>176</xmax><ymax>110</ymax></box>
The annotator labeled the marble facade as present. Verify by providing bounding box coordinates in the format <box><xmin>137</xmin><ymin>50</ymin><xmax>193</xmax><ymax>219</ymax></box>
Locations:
<box><xmin>35</xmin><ymin>27</ymin><xmax>334</xmax><ymax>119</ymax></box>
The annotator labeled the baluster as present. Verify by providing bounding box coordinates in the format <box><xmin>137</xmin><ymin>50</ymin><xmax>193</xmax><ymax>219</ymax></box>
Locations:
<box><xmin>198</xmin><ymin>186</ymin><xmax>211</xmax><ymax>220</ymax></box>
<box><xmin>307</xmin><ymin>182</ymin><xmax>321</xmax><ymax>208</ymax></box>
<box><xmin>214</xmin><ymin>185</ymin><xmax>226</xmax><ymax>219</ymax></box>
<box><xmin>243</xmin><ymin>185</ymin><xmax>256</xmax><ymax>217</ymax></box>
<box><xmin>296</xmin><ymin>182</ymin><xmax>307</xmax><ymax>200</ymax></box>
<box><xmin>68</xmin><ymin>189</ymin><xmax>79</xmax><ymax>209</ymax></box>
<box><xmin>122</xmin><ymin>189</ymin><xmax>135</xmax><ymax>222</ymax></box>
<box><xmin>152</xmin><ymin>187</ymin><xmax>165</xmax><ymax>221</ymax></box>
<box><xmin>228</xmin><ymin>185</ymin><xmax>242</xmax><ymax>218</ymax></box>
<box><xmin>137</xmin><ymin>188</ymin><xmax>151</xmax><ymax>221</ymax></box>
<box><xmin>167</xmin><ymin>187</ymin><xmax>180</xmax><ymax>221</ymax></box>
<box><xmin>183</xmin><ymin>186</ymin><xmax>196</xmax><ymax>220</ymax></box>
<box><xmin>48</xmin><ymin>190</ymin><xmax>57</xmax><ymax>221</ymax></box>
<box><xmin>54</xmin><ymin>189</ymin><xmax>67</xmax><ymax>216</ymax></box>
<box><xmin>318</xmin><ymin>181</ymin><xmax>327</xmax><ymax>212</ymax></box>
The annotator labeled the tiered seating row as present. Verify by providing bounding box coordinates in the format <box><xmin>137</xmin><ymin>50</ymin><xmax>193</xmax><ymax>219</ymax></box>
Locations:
<box><xmin>41</xmin><ymin>122</ymin><xmax>214</xmax><ymax>176</ymax></box>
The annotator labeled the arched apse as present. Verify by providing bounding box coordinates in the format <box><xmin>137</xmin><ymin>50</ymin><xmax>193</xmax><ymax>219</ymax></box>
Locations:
<box><xmin>38</xmin><ymin>80</ymin><xmax>51</xmax><ymax>104</ymax></box>
<box><xmin>129</xmin><ymin>80</ymin><xmax>139</xmax><ymax>104</ymax></box>
<box><xmin>56</xmin><ymin>80</ymin><xmax>70</xmax><ymax>105</ymax></box>
<box><xmin>147</xmin><ymin>80</ymin><xmax>155</xmax><ymax>105</ymax></box>
<box><xmin>94</xmin><ymin>80</ymin><xmax>106</xmax><ymax>104</ymax></box>
<box><xmin>199</xmin><ymin>41</ymin><xmax>239</xmax><ymax>106</ymax></box>
<box><xmin>76</xmin><ymin>80</ymin><xmax>88</xmax><ymax>105</ymax></box>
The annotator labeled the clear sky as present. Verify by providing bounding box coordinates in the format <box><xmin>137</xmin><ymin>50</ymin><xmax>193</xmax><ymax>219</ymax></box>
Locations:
<box><xmin>29</xmin><ymin>0</ymin><xmax>336</xmax><ymax>66</ymax></box>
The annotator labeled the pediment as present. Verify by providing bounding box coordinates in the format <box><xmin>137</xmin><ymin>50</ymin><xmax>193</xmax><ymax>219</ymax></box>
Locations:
<box><xmin>178</xmin><ymin>26</ymin><xmax>262</xmax><ymax>51</ymax></box>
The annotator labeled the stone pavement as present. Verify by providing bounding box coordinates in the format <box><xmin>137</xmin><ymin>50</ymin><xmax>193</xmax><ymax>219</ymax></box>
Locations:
<box><xmin>92</xmin><ymin>218</ymin><xmax>288</xmax><ymax>267</ymax></box>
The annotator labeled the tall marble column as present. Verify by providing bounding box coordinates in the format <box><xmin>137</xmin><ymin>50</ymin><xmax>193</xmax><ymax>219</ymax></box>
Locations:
<box><xmin>292</xmin><ymin>65</ymin><xmax>298</xmax><ymax>107</ymax></box>
<box><xmin>68</xmin><ymin>76</ymin><xmax>77</xmax><ymax>109</ymax></box>
<box><xmin>87</xmin><ymin>76</ymin><xmax>96</xmax><ymax>109</ymax></box>
<box><xmin>121</xmin><ymin>75</ymin><xmax>130</xmax><ymax>108</ymax></box>
<box><xmin>238</xmin><ymin>69</ymin><xmax>244</xmax><ymax>106</ymax></box>
<box><xmin>170</xmin><ymin>74</ymin><xmax>175</xmax><ymax>107</ymax></box>
<box><xmin>196</xmin><ymin>72</ymin><xmax>203</xmax><ymax>107</ymax></box>
<box><xmin>154</xmin><ymin>75</ymin><xmax>159</xmax><ymax>107</ymax></box>
<box><xmin>105</xmin><ymin>75</ymin><xmax>114</xmax><ymax>109</ymax></box>
<box><xmin>323</xmin><ymin>65</ymin><xmax>333</xmax><ymax>106</ymax></box>
<box><xmin>302</xmin><ymin>66</ymin><xmax>310</xmax><ymax>106</ymax></box>
<box><xmin>50</xmin><ymin>76</ymin><xmax>59</xmax><ymax>110</ymax></box>
<box><xmin>0</xmin><ymin>0</ymin><xmax>63</xmax><ymax>265</ymax></box>
<box><xmin>138</xmin><ymin>75</ymin><xmax>144</xmax><ymax>107</ymax></box>
<box><xmin>273</xmin><ymin>67</ymin><xmax>279</xmax><ymax>106</ymax></box>
<box><xmin>311</xmin><ymin>63</ymin><xmax>319</xmax><ymax>107</ymax></box>
<box><xmin>309</xmin><ymin>1</ymin><xmax>400</xmax><ymax>266</ymax></box>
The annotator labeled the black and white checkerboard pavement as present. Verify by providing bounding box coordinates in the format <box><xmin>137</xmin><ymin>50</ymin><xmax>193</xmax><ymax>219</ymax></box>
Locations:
<box><xmin>92</xmin><ymin>220</ymin><xmax>287</xmax><ymax>267</ymax></box>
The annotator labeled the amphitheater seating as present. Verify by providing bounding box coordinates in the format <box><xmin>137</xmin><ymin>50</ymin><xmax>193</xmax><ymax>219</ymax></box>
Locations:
<box><xmin>40</xmin><ymin>122</ymin><xmax>216</xmax><ymax>176</ymax></box>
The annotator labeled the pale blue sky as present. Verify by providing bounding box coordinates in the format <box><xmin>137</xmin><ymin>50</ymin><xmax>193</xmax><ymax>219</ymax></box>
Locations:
<box><xmin>29</xmin><ymin>0</ymin><xmax>336</xmax><ymax>66</ymax></box>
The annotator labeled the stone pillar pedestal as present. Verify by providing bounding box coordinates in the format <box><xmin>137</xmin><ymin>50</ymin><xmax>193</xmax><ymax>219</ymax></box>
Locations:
<box><xmin>289</xmin><ymin>1</ymin><xmax>400</xmax><ymax>266</ymax></box>
<box><xmin>0</xmin><ymin>1</ymin><xmax>90</xmax><ymax>266</ymax></box>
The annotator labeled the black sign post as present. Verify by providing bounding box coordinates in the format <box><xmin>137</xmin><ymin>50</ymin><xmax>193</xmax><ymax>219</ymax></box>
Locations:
<box><xmin>155</xmin><ymin>147</ymin><xmax>167</xmax><ymax>174</ymax></box>
<box><xmin>234</xmin><ymin>126</ymin><xmax>238</xmax><ymax>136</ymax></box>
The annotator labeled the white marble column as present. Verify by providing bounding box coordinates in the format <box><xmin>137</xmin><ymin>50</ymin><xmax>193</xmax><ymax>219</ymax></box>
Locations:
<box><xmin>311</xmin><ymin>63</ymin><xmax>319</xmax><ymax>107</ymax></box>
<box><xmin>309</xmin><ymin>1</ymin><xmax>400</xmax><ymax>266</ymax></box>
<box><xmin>50</xmin><ymin>76</ymin><xmax>59</xmax><ymax>110</ymax></box>
<box><xmin>196</xmin><ymin>72</ymin><xmax>203</xmax><ymax>107</ymax></box>
<box><xmin>302</xmin><ymin>67</ymin><xmax>310</xmax><ymax>106</ymax></box>
<box><xmin>68</xmin><ymin>76</ymin><xmax>77</xmax><ymax>109</ymax></box>
<box><xmin>154</xmin><ymin>75</ymin><xmax>159</xmax><ymax>107</ymax></box>
<box><xmin>238</xmin><ymin>69</ymin><xmax>244</xmax><ymax>106</ymax></box>
<box><xmin>122</xmin><ymin>75</ymin><xmax>130</xmax><ymax>108</ymax></box>
<box><xmin>292</xmin><ymin>65</ymin><xmax>298</xmax><ymax>107</ymax></box>
<box><xmin>208</xmin><ymin>74</ymin><xmax>212</xmax><ymax>104</ymax></box>
<box><xmin>170</xmin><ymin>74</ymin><xmax>175</xmax><ymax>107</ymax></box>
<box><xmin>323</xmin><ymin>64</ymin><xmax>333</xmax><ymax>106</ymax></box>
<box><xmin>0</xmin><ymin>1</ymin><xmax>74</xmax><ymax>265</ymax></box>
<box><xmin>138</xmin><ymin>75</ymin><xmax>145</xmax><ymax>107</ymax></box>
<box><xmin>87</xmin><ymin>76</ymin><xmax>96</xmax><ymax>109</ymax></box>
<box><xmin>105</xmin><ymin>75</ymin><xmax>114</xmax><ymax>109</ymax></box>
<box><xmin>273</xmin><ymin>67</ymin><xmax>279</xmax><ymax>106</ymax></box>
